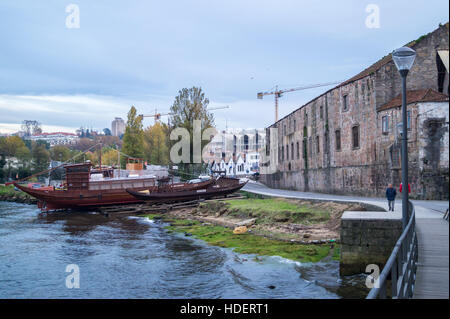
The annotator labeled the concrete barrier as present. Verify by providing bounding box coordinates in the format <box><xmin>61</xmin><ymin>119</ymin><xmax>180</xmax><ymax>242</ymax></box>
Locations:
<box><xmin>340</xmin><ymin>211</ymin><xmax>403</xmax><ymax>276</ymax></box>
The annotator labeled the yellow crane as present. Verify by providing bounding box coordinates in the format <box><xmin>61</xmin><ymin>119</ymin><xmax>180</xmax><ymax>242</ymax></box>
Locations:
<box><xmin>138</xmin><ymin>109</ymin><xmax>174</xmax><ymax>123</ymax></box>
<box><xmin>257</xmin><ymin>81</ymin><xmax>342</xmax><ymax>122</ymax></box>
<box><xmin>138</xmin><ymin>105</ymin><xmax>230</xmax><ymax>124</ymax></box>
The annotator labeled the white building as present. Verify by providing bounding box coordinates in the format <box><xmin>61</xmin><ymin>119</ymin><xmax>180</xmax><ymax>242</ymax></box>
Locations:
<box><xmin>111</xmin><ymin>117</ymin><xmax>126</xmax><ymax>137</ymax></box>
<box><xmin>203</xmin><ymin>128</ymin><xmax>266</xmax><ymax>164</ymax></box>
<box><xmin>25</xmin><ymin>132</ymin><xmax>79</xmax><ymax>147</ymax></box>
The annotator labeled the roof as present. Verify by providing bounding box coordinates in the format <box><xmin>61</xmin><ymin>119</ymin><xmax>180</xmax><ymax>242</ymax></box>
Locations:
<box><xmin>34</xmin><ymin>132</ymin><xmax>77</xmax><ymax>136</ymax></box>
<box><xmin>378</xmin><ymin>89</ymin><xmax>449</xmax><ymax>111</ymax></box>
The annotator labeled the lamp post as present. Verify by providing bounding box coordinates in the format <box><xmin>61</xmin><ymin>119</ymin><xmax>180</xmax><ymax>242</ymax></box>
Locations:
<box><xmin>392</xmin><ymin>47</ymin><xmax>416</xmax><ymax>230</ymax></box>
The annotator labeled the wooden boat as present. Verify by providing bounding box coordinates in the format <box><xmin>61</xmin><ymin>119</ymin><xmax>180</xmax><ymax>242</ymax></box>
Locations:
<box><xmin>13</xmin><ymin>162</ymin><xmax>213</xmax><ymax>211</ymax></box>
<box><xmin>126</xmin><ymin>177</ymin><xmax>248</xmax><ymax>203</ymax></box>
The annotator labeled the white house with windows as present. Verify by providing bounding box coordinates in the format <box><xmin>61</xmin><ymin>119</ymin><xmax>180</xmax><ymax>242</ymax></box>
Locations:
<box><xmin>208</xmin><ymin>153</ymin><xmax>258</xmax><ymax>177</ymax></box>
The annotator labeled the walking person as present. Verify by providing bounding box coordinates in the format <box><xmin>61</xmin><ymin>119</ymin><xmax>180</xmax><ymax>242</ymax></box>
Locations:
<box><xmin>386</xmin><ymin>184</ymin><xmax>397</xmax><ymax>212</ymax></box>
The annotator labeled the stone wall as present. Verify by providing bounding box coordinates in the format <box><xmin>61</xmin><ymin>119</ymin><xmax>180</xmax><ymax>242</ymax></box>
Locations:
<box><xmin>340</xmin><ymin>211</ymin><xmax>402</xmax><ymax>276</ymax></box>
<box><xmin>417</xmin><ymin>102</ymin><xmax>449</xmax><ymax>199</ymax></box>
<box><xmin>261</xmin><ymin>23</ymin><xmax>449</xmax><ymax>199</ymax></box>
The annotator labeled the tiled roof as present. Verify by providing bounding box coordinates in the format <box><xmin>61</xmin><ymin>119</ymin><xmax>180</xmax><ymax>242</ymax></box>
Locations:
<box><xmin>34</xmin><ymin>132</ymin><xmax>77</xmax><ymax>136</ymax></box>
<box><xmin>378</xmin><ymin>89</ymin><xmax>449</xmax><ymax>111</ymax></box>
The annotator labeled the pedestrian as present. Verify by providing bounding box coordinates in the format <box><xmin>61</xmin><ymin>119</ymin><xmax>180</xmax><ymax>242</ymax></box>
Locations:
<box><xmin>386</xmin><ymin>183</ymin><xmax>397</xmax><ymax>212</ymax></box>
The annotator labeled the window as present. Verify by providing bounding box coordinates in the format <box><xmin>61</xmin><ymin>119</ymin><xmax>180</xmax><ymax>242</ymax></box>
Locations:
<box><xmin>324</xmin><ymin>132</ymin><xmax>329</xmax><ymax>153</ymax></box>
<box><xmin>296</xmin><ymin>141</ymin><xmax>300</xmax><ymax>159</ymax></box>
<box><xmin>309</xmin><ymin>138</ymin><xmax>312</xmax><ymax>158</ymax></box>
<box><xmin>291</xmin><ymin>142</ymin><xmax>294</xmax><ymax>159</ymax></box>
<box><xmin>286</xmin><ymin>144</ymin><xmax>289</xmax><ymax>160</ymax></box>
<box><xmin>303</xmin><ymin>139</ymin><xmax>307</xmax><ymax>159</ymax></box>
<box><xmin>294</xmin><ymin>119</ymin><xmax>296</xmax><ymax>131</ymax></box>
<box><xmin>407</xmin><ymin>111</ymin><xmax>411</xmax><ymax>129</ymax></box>
<box><xmin>316</xmin><ymin>136</ymin><xmax>320</xmax><ymax>153</ymax></box>
<box><xmin>281</xmin><ymin>146</ymin><xmax>284</xmax><ymax>161</ymax></box>
<box><xmin>335</xmin><ymin>130</ymin><xmax>341</xmax><ymax>151</ymax></box>
<box><xmin>305</xmin><ymin>113</ymin><xmax>308</xmax><ymax>125</ymax></box>
<box><xmin>343</xmin><ymin>95</ymin><xmax>348</xmax><ymax>111</ymax></box>
<box><xmin>352</xmin><ymin>125</ymin><xmax>360</xmax><ymax>149</ymax></box>
<box><xmin>382</xmin><ymin>115</ymin><xmax>389</xmax><ymax>134</ymax></box>
<box><xmin>320</xmin><ymin>105</ymin><xmax>323</xmax><ymax>120</ymax></box>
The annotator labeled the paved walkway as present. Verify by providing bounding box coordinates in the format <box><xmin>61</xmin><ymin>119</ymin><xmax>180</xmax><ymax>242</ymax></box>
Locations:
<box><xmin>242</xmin><ymin>181</ymin><xmax>449</xmax><ymax>299</ymax></box>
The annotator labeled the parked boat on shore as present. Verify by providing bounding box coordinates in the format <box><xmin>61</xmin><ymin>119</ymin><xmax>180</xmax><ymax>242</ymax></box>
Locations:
<box><xmin>126</xmin><ymin>176</ymin><xmax>248</xmax><ymax>203</ymax></box>
<box><xmin>12</xmin><ymin>162</ymin><xmax>214</xmax><ymax>211</ymax></box>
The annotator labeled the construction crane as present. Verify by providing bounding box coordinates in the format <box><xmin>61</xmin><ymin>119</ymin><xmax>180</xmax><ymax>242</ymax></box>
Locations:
<box><xmin>206</xmin><ymin>105</ymin><xmax>230</xmax><ymax>111</ymax></box>
<box><xmin>138</xmin><ymin>109</ymin><xmax>174</xmax><ymax>123</ymax></box>
<box><xmin>257</xmin><ymin>81</ymin><xmax>343</xmax><ymax>122</ymax></box>
<box><xmin>138</xmin><ymin>105</ymin><xmax>230</xmax><ymax>124</ymax></box>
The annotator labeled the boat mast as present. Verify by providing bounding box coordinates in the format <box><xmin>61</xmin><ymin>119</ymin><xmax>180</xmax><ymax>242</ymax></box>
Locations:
<box><xmin>117</xmin><ymin>146</ymin><xmax>120</xmax><ymax>177</ymax></box>
<box><xmin>99</xmin><ymin>143</ymin><xmax>102</xmax><ymax>169</ymax></box>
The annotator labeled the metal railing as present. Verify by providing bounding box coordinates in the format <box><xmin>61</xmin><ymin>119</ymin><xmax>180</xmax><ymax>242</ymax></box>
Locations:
<box><xmin>367</xmin><ymin>201</ymin><xmax>418</xmax><ymax>299</ymax></box>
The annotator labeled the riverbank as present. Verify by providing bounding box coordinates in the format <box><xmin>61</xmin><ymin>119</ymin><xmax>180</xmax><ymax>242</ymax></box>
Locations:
<box><xmin>140</xmin><ymin>196</ymin><xmax>368</xmax><ymax>263</ymax></box>
<box><xmin>0</xmin><ymin>184</ymin><xmax>37</xmax><ymax>204</ymax></box>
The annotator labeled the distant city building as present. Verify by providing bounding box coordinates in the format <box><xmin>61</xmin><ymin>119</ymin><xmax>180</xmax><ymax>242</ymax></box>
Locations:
<box><xmin>25</xmin><ymin>132</ymin><xmax>79</xmax><ymax>147</ymax></box>
<box><xmin>203</xmin><ymin>128</ymin><xmax>266</xmax><ymax>175</ymax></box>
<box><xmin>203</xmin><ymin>128</ymin><xmax>265</xmax><ymax>163</ymax></box>
<box><xmin>111</xmin><ymin>117</ymin><xmax>126</xmax><ymax>137</ymax></box>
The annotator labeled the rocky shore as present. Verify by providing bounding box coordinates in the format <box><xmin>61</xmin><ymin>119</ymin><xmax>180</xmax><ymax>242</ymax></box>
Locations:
<box><xmin>140</xmin><ymin>197</ymin><xmax>368</xmax><ymax>263</ymax></box>
<box><xmin>0</xmin><ymin>185</ymin><xmax>37</xmax><ymax>204</ymax></box>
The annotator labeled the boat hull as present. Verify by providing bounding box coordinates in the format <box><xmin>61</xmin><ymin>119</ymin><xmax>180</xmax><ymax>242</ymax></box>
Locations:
<box><xmin>14</xmin><ymin>183</ymin><xmax>149</xmax><ymax>211</ymax></box>
<box><xmin>126</xmin><ymin>178</ymin><xmax>247</xmax><ymax>203</ymax></box>
<box><xmin>13</xmin><ymin>178</ymin><xmax>214</xmax><ymax>211</ymax></box>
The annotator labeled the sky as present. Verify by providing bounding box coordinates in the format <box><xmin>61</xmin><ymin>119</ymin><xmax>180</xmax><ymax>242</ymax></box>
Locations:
<box><xmin>0</xmin><ymin>0</ymin><xmax>448</xmax><ymax>133</ymax></box>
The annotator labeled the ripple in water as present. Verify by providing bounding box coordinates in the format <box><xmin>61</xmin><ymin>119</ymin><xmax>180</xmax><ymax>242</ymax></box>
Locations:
<box><xmin>0</xmin><ymin>202</ymin><xmax>369</xmax><ymax>298</ymax></box>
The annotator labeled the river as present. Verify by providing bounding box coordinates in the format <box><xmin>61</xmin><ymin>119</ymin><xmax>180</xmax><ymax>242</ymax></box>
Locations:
<box><xmin>0</xmin><ymin>201</ymin><xmax>368</xmax><ymax>298</ymax></box>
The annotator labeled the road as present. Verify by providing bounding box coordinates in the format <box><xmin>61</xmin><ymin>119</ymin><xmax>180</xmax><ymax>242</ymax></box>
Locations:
<box><xmin>242</xmin><ymin>181</ymin><xmax>449</xmax><ymax>299</ymax></box>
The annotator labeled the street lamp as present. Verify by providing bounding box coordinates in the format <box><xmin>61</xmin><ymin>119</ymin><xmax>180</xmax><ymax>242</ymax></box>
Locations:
<box><xmin>392</xmin><ymin>46</ymin><xmax>416</xmax><ymax>229</ymax></box>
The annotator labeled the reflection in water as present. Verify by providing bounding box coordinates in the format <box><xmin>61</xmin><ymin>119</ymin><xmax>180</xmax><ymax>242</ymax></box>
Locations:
<box><xmin>0</xmin><ymin>202</ymin><xmax>367</xmax><ymax>298</ymax></box>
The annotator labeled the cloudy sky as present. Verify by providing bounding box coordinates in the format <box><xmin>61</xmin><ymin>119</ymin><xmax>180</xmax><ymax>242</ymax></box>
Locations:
<box><xmin>0</xmin><ymin>0</ymin><xmax>448</xmax><ymax>133</ymax></box>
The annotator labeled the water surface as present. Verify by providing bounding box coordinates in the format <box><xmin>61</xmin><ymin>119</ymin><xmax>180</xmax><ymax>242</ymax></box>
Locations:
<box><xmin>0</xmin><ymin>202</ymin><xmax>368</xmax><ymax>298</ymax></box>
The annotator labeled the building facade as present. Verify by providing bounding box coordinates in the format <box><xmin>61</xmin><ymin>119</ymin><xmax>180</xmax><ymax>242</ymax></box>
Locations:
<box><xmin>25</xmin><ymin>132</ymin><xmax>79</xmax><ymax>147</ymax></box>
<box><xmin>203</xmin><ymin>128</ymin><xmax>265</xmax><ymax>165</ymax></box>
<box><xmin>261</xmin><ymin>23</ymin><xmax>449</xmax><ymax>199</ymax></box>
<box><xmin>111</xmin><ymin>117</ymin><xmax>125</xmax><ymax>137</ymax></box>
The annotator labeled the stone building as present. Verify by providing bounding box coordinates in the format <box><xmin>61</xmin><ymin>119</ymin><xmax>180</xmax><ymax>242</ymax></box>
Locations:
<box><xmin>377</xmin><ymin>89</ymin><xmax>449</xmax><ymax>199</ymax></box>
<box><xmin>261</xmin><ymin>23</ymin><xmax>449</xmax><ymax>199</ymax></box>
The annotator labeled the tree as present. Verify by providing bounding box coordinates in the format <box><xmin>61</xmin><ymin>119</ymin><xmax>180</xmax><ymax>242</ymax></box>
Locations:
<box><xmin>103</xmin><ymin>128</ymin><xmax>112</xmax><ymax>136</ymax></box>
<box><xmin>73</xmin><ymin>138</ymin><xmax>96</xmax><ymax>151</ymax></box>
<box><xmin>94</xmin><ymin>135</ymin><xmax>121</xmax><ymax>148</ymax></box>
<box><xmin>16</xmin><ymin>146</ymin><xmax>32</xmax><ymax>162</ymax></box>
<box><xmin>50</xmin><ymin>145</ymin><xmax>71</xmax><ymax>162</ymax></box>
<box><xmin>102</xmin><ymin>148</ymin><xmax>120</xmax><ymax>167</ymax></box>
<box><xmin>169</xmin><ymin>87</ymin><xmax>215</xmax><ymax>177</ymax></box>
<box><xmin>0</xmin><ymin>136</ymin><xmax>26</xmax><ymax>157</ymax></box>
<box><xmin>32</xmin><ymin>143</ymin><xmax>50</xmax><ymax>173</ymax></box>
<box><xmin>143</xmin><ymin>122</ymin><xmax>169</xmax><ymax>165</ymax></box>
<box><xmin>21</xmin><ymin>120</ymin><xmax>42</xmax><ymax>136</ymax></box>
<box><xmin>122</xmin><ymin>105</ymin><xmax>145</xmax><ymax>159</ymax></box>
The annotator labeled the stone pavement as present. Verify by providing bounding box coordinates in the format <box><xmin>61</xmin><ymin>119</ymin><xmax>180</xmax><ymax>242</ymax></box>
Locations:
<box><xmin>242</xmin><ymin>181</ymin><xmax>449</xmax><ymax>298</ymax></box>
